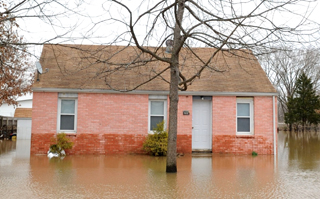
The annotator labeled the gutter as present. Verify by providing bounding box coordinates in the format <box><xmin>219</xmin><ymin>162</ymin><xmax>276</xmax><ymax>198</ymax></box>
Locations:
<box><xmin>32</xmin><ymin>87</ymin><xmax>278</xmax><ymax>97</ymax></box>
<box><xmin>273</xmin><ymin>96</ymin><xmax>277</xmax><ymax>161</ymax></box>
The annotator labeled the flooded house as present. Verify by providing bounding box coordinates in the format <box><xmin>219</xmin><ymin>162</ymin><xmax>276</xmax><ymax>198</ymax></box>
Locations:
<box><xmin>31</xmin><ymin>44</ymin><xmax>277</xmax><ymax>155</ymax></box>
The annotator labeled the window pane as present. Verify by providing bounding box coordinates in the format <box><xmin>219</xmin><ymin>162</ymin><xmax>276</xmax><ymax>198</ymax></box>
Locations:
<box><xmin>237</xmin><ymin>118</ymin><xmax>250</xmax><ymax>132</ymax></box>
<box><xmin>150</xmin><ymin>116</ymin><xmax>164</xmax><ymax>131</ymax></box>
<box><xmin>151</xmin><ymin>101</ymin><xmax>164</xmax><ymax>115</ymax></box>
<box><xmin>237</xmin><ymin>103</ymin><xmax>249</xmax><ymax>116</ymax></box>
<box><xmin>60</xmin><ymin>115</ymin><xmax>75</xmax><ymax>130</ymax></box>
<box><xmin>61</xmin><ymin>100</ymin><xmax>75</xmax><ymax>114</ymax></box>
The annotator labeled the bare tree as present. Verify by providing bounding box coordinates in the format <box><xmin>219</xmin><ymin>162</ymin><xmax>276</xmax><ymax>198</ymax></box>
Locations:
<box><xmin>259</xmin><ymin>48</ymin><xmax>320</xmax><ymax>122</ymax></box>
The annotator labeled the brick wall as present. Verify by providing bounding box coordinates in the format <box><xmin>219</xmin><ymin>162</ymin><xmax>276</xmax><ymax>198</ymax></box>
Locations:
<box><xmin>31</xmin><ymin>93</ymin><xmax>150</xmax><ymax>154</ymax></box>
<box><xmin>212</xmin><ymin>96</ymin><xmax>276</xmax><ymax>154</ymax></box>
<box><xmin>77</xmin><ymin>93</ymin><xmax>148</xmax><ymax>134</ymax></box>
<box><xmin>31</xmin><ymin>92</ymin><xmax>58</xmax><ymax>154</ymax></box>
<box><xmin>212</xmin><ymin>96</ymin><xmax>236</xmax><ymax>135</ymax></box>
<box><xmin>31</xmin><ymin>92</ymin><xmax>276</xmax><ymax>155</ymax></box>
<box><xmin>31</xmin><ymin>92</ymin><xmax>58</xmax><ymax>135</ymax></box>
<box><xmin>176</xmin><ymin>96</ymin><xmax>193</xmax><ymax>153</ymax></box>
<box><xmin>68</xmin><ymin>134</ymin><xmax>146</xmax><ymax>155</ymax></box>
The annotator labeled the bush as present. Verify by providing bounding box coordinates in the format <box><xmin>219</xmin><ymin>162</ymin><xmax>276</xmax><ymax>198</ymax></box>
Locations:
<box><xmin>49</xmin><ymin>133</ymin><xmax>73</xmax><ymax>156</ymax></box>
<box><xmin>143</xmin><ymin>121</ymin><xmax>168</xmax><ymax>156</ymax></box>
<box><xmin>49</xmin><ymin>144</ymin><xmax>60</xmax><ymax>154</ymax></box>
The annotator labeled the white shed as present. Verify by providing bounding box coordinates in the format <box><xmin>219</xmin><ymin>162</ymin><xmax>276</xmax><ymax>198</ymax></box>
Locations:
<box><xmin>14</xmin><ymin>108</ymin><xmax>32</xmax><ymax>140</ymax></box>
<box><xmin>0</xmin><ymin>93</ymin><xmax>33</xmax><ymax>140</ymax></box>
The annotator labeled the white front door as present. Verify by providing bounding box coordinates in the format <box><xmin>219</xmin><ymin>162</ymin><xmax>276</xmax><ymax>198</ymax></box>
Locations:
<box><xmin>192</xmin><ymin>99</ymin><xmax>212</xmax><ymax>150</ymax></box>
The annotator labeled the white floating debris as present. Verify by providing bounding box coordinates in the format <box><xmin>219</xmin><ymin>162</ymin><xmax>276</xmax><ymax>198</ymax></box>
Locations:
<box><xmin>47</xmin><ymin>152</ymin><xmax>59</xmax><ymax>159</ymax></box>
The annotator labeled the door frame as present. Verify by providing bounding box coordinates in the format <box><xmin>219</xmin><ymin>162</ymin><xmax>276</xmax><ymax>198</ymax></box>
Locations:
<box><xmin>192</xmin><ymin>96</ymin><xmax>213</xmax><ymax>151</ymax></box>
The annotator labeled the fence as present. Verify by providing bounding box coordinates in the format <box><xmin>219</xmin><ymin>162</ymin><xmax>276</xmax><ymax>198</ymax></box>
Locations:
<box><xmin>0</xmin><ymin>117</ymin><xmax>17</xmax><ymax>139</ymax></box>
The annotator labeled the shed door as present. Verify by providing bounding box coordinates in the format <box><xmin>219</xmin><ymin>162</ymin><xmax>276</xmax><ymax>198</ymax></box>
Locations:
<box><xmin>17</xmin><ymin>119</ymin><xmax>32</xmax><ymax>140</ymax></box>
<box><xmin>192</xmin><ymin>99</ymin><xmax>212</xmax><ymax>151</ymax></box>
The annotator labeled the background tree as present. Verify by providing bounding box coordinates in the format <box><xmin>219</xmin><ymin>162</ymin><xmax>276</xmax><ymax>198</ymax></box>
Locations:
<box><xmin>0</xmin><ymin>2</ymin><xmax>32</xmax><ymax>106</ymax></box>
<box><xmin>285</xmin><ymin>73</ymin><xmax>320</xmax><ymax>129</ymax></box>
<box><xmin>285</xmin><ymin>96</ymin><xmax>299</xmax><ymax>131</ymax></box>
<box><xmin>259</xmin><ymin>48</ymin><xmax>320</xmax><ymax>122</ymax></box>
<box><xmin>0</xmin><ymin>0</ymin><xmax>83</xmax><ymax>105</ymax></box>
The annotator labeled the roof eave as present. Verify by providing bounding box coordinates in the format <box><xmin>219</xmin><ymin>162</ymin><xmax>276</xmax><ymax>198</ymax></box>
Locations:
<box><xmin>32</xmin><ymin>87</ymin><xmax>278</xmax><ymax>96</ymax></box>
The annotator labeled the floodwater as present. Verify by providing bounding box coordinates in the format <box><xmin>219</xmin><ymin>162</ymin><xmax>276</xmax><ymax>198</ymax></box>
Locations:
<box><xmin>1</xmin><ymin>132</ymin><xmax>320</xmax><ymax>199</ymax></box>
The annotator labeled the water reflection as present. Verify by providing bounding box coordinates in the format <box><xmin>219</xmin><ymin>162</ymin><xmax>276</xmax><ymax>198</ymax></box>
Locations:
<box><xmin>0</xmin><ymin>140</ymin><xmax>16</xmax><ymax>155</ymax></box>
<box><xmin>14</xmin><ymin>140</ymin><xmax>30</xmax><ymax>159</ymax></box>
<box><xmin>0</xmin><ymin>131</ymin><xmax>320</xmax><ymax>198</ymax></box>
<box><xmin>282</xmin><ymin>131</ymin><xmax>320</xmax><ymax>170</ymax></box>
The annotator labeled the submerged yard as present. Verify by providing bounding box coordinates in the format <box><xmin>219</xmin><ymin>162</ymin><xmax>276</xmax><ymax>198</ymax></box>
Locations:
<box><xmin>0</xmin><ymin>131</ymin><xmax>320</xmax><ymax>198</ymax></box>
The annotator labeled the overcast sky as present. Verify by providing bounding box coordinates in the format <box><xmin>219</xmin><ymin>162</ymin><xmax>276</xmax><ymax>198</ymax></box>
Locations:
<box><xmin>13</xmin><ymin>0</ymin><xmax>320</xmax><ymax>60</ymax></box>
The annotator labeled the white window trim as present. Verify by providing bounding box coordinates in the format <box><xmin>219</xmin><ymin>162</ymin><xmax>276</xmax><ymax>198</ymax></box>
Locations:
<box><xmin>148</xmin><ymin>99</ymin><xmax>167</xmax><ymax>134</ymax></box>
<box><xmin>236</xmin><ymin>98</ymin><xmax>254</xmax><ymax>135</ymax></box>
<box><xmin>57</xmin><ymin>98</ymin><xmax>78</xmax><ymax>133</ymax></box>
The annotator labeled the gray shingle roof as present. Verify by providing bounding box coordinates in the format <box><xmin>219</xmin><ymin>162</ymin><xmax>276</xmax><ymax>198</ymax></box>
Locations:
<box><xmin>33</xmin><ymin>44</ymin><xmax>276</xmax><ymax>94</ymax></box>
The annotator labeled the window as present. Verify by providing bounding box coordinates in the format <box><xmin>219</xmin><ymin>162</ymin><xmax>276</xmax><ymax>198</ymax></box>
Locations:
<box><xmin>149</xmin><ymin>96</ymin><xmax>167</xmax><ymax>132</ymax></box>
<box><xmin>58</xmin><ymin>93</ymin><xmax>78</xmax><ymax>133</ymax></box>
<box><xmin>236</xmin><ymin>98</ymin><xmax>253</xmax><ymax>135</ymax></box>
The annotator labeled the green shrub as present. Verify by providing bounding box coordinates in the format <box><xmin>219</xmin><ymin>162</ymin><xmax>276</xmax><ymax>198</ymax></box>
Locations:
<box><xmin>49</xmin><ymin>144</ymin><xmax>60</xmax><ymax>154</ymax></box>
<box><xmin>49</xmin><ymin>133</ymin><xmax>74</xmax><ymax>156</ymax></box>
<box><xmin>252</xmin><ymin>151</ymin><xmax>258</xmax><ymax>156</ymax></box>
<box><xmin>143</xmin><ymin>121</ymin><xmax>168</xmax><ymax>156</ymax></box>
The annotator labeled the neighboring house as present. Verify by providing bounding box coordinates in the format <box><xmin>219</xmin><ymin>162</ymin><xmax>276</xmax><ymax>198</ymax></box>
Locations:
<box><xmin>31</xmin><ymin>44</ymin><xmax>278</xmax><ymax>155</ymax></box>
<box><xmin>0</xmin><ymin>93</ymin><xmax>33</xmax><ymax>117</ymax></box>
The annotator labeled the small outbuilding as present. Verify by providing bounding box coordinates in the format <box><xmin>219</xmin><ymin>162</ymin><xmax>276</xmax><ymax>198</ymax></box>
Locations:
<box><xmin>0</xmin><ymin>93</ymin><xmax>33</xmax><ymax>139</ymax></box>
<box><xmin>14</xmin><ymin>108</ymin><xmax>32</xmax><ymax>140</ymax></box>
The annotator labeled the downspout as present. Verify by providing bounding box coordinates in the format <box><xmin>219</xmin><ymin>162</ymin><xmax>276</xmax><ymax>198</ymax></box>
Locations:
<box><xmin>273</xmin><ymin>96</ymin><xmax>277</xmax><ymax>165</ymax></box>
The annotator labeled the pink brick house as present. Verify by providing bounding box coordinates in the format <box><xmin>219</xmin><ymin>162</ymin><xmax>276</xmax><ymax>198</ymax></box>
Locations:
<box><xmin>31</xmin><ymin>44</ymin><xmax>277</xmax><ymax>155</ymax></box>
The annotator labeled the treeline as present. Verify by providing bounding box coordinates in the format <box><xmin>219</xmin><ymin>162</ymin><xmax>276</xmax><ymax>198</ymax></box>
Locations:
<box><xmin>259</xmin><ymin>48</ymin><xmax>320</xmax><ymax>130</ymax></box>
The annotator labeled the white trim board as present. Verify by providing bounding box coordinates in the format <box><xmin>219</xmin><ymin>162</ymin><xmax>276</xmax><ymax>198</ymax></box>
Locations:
<box><xmin>33</xmin><ymin>88</ymin><xmax>278</xmax><ymax>96</ymax></box>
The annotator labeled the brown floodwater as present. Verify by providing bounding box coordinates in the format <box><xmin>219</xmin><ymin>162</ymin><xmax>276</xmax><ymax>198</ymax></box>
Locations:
<box><xmin>1</xmin><ymin>131</ymin><xmax>320</xmax><ymax>199</ymax></box>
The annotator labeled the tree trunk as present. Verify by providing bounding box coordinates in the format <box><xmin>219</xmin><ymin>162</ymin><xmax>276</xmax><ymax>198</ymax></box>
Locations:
<box><xmin>166</xmin><ymin>63</ymin><xmax>179</xmax><ymax>173</ymax></box>
<box><xmin>166</xmin><ymin>0</ymin><xmax>185</xmax><ymax>173</ymax></box>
